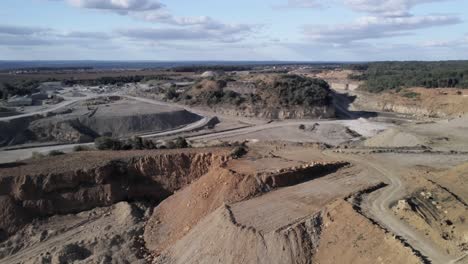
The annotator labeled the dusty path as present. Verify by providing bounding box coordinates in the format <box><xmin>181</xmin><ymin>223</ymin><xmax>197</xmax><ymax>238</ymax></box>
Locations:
<box><xmin>0</xmin><ymin>92</ymin><xmax>107</xmax><ymax>122</ymax></box>
<box><xmin>0</xmin><ymin>98</ymin><xmax>81</xmax><ymax>122</ymax></box>
<box><xmin>188</xmin><ymin>118</ymin><xmax>390</xmax><ymax>141</ymax></box>
<box><xmin>324</xmin><ymin>151</ymin><xmax>460</xmax><ymax>264</ymax></box>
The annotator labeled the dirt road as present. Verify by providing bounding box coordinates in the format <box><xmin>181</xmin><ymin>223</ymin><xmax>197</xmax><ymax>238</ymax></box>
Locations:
<box><xmin>0</xmin><ymin>92</ymin><xmax>108</xmax><ymax>122</ymax></box>
<box><xmin>325</xmin><ymin>151</ymin><xmax>463</xmax><ymax>264</ymax></box>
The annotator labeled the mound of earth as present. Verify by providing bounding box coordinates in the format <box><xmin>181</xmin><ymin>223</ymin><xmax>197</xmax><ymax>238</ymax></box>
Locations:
<box><xmin>174</xmin><ymin>74</ymin><xmax>335</xmax><ymax>119</ymax></box>
<box><xmin>364</xmin><ymin>128</ymin><xmax>426</xmax><ymax>148</ymax></box>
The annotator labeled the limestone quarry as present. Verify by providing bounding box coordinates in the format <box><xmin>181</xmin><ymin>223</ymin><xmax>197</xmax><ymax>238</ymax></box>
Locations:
<box><xmin>0</xmin><ymin>96</ymin><xmax>201</xmax><ymax>147</ymax></box>
<box><xmin>0</xmin><ymin>67</ymin><xmax>467</xmax><ymax>264</ymax></box>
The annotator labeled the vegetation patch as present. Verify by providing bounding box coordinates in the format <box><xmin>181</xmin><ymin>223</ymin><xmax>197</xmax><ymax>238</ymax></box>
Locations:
<box><xmin>349</xmin><ymin>61</ymin><xmax>468</xmax><ymax>92</ymax></box>
<box><xmin>401</xmin><ymin>91</ymin><xmax>421</xmax><ymax>99</ymax></box>
<box><xmin>94</xmin><ymin>136</ymin><xmax>190</xmax><ymax>151</ymax></box>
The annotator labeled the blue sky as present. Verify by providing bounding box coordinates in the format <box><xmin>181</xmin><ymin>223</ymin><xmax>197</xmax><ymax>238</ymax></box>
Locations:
<box><xmin>1</xmin><ymin>0</ymin><xmax>468</xmax><ymax>61</ymax></box>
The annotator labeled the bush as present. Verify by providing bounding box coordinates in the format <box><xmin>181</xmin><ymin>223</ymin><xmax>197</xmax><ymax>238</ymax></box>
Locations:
<box><xmin>73</xmin><ymin>145</ymin><xmax>91</xmax><ymax>152</ymax></box>
<box><xmin>165</xmin><ymin>87</ymin><xmax>178</xmax><ymax>100</ymax></box>
<box><xmin>48</xmin><ymin>150</ymin><xmax>65</xmax><ymax>156</ymax></box>
<box><xmin>299</xmin><ymin>124</ymin><xmax>306</xmax><ymax>130</ymax></box>
<box><xmin>94</xmin><ymin>137</ymin><xmax>122</xmax><ymax>150</ymax></box>
<box><xmin>31</xmin><ymin>151</ymin><xmax>45</xmax><ymax>160</ymax></box>
<box><xmin>163</xmin><ymin>140</ymin><xmax>176</xmax><ymax>149</ymax></box>
<box><xmin>173</xmin><ymin>137</ymin><xmax>189</xmax><ymax>148</ymax></box>
<box><xmin>401</xmin><ymin>91</ymin><xmax>420</xmax><ymax>99</ymax></box>
<box><xmin>124</xmin><ymin>136</ymin><xmax>157</xmax><ymax>150</ymax></box>
<box><xmin>231</xmin><ymin>146</ymin><xmax>247</xmax><ymax>159</ymax></box>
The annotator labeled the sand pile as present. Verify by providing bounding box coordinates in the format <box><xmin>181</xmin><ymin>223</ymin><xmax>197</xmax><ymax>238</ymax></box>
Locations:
<box><xmin>364</xmin><ymin>128</ymin><xmax>426</xmax><ymax>148</ymax></box>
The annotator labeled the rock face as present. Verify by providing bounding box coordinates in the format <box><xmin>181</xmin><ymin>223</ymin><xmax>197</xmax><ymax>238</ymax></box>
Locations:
<box><xmin>211</xmin><ymin>104</ymin><xmax>335</xmax><ymax>120</ymax></box>
<box><xmin>358</xmin><ymin>101</ymin><xmax>441</xmax><ymax>117</ymax></box>
<box><xmin>0</xmin><ymin>151</ymin><xmax>229</xmax><ymax>238</ymax></box>
<box><xmin>351</xmin><ymin>88</ymin><xmax>468</xmax><ymax>118</ymax></box>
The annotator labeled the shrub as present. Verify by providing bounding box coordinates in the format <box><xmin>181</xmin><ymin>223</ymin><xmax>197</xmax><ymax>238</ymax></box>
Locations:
<box><xmin>48</xmin><ymin>150</ymin><xmax>65</xmax><ymax>156</ymax></box>
<box><xmin>165</xmin><ymin>87</ymin><xmax>178</xmax><ymax>100</ymax></box>
<box><xmin>402</xmin><ymin>91</ymin><xmax>420</xmax><ymax>99</ymax></box>
<box><xmin>231</xmin><ymin>146</ymin><xmax>247</xmax><ymax>159</ymax></box>
<box><xmin>95</xmin><ymin>137</ymin><xmax>121</xmax><ymax>150</ymax></box>
<box><xmin>173</xmin><ymin>137</ymin><xmax>189</xmax><ymax>149</ymax></box>
<box><xmin>31</xmin><ymin>151</ymin><xmax>45</xmax><ymax>160</ymax></box>
<box><xmin>73</xmin><ymin>145</ymin><xmax>91</xmax><ymax>152</ymax></box>
<box><xmin>164</xmin><ymin>140</ymin><xmax>176</xmax><ymax>149</ymax></box>
<box><xmin>127</xmin><ymin>136</ymin><xmax>144</xmax><ymax>150</ymax></box>
<box><xmin>299</xmin><ymin>124</ymin><xmax>306</xmax><ymax>130</ymax></box>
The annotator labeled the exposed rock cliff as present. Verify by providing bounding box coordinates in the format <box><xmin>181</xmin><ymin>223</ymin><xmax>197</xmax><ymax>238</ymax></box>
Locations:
<box><xmin>0</xmin><ymin>150</ymin><xmax>229</xmax><ymax>238</ymax></box>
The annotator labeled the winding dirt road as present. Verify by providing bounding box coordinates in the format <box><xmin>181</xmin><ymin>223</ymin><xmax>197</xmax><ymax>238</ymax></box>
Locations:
<box><xmin>325</xmin><ymin>152</ymin><xmax>464</xmax><ymax>264</ymax></box>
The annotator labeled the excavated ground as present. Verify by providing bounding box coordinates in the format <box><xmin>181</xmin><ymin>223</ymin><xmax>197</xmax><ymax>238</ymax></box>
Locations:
<box><xmin>0</xmin><ymin>148</ymin><xmax>230</xmax><ymax>240</ymax></box>
<box><xmin>0</xmin><ymin>97</ymin><xmax>202</xmax><ymax>147</ymax></box>
<box><xmin>144</xmin><ymin>144</ymin><xmax>425</xmax><ymax>264</ymax></box>
<box><xmin>391</xmin><ymin>162</ymin><xmax>468</xmax><ymax>258</ymax></box>
<box><xmin>1</xmin><ymin>141</ymin><xmax>462</xmax><ymax>264</ymax></box>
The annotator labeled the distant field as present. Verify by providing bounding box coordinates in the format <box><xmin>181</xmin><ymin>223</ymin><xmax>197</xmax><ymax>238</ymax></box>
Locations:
<box><xmin>0</xmin><ymin>69</ymin><xmax>175</xmax><ymax>83</ymax></box>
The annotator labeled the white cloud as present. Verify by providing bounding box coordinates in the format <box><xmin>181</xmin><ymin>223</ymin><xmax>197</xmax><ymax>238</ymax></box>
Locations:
<box><xmin>304</xmin><ymin>15</ymin><xmax>461</xmax><ymax>43</ymax></box>
<box><xmin>422</xmin><ymin>34</ymin><xmax>468</xmax><ymax>47</ymax></box>
<box><xmin>0</xmin><ymin>25</ymin><xmax>50</xmax><ymax>36</ymax></box>
<box><xmin>67</xmin><ymin>0</ymin><xmax>162</xmax><ymax>13</ymax></box>
<box><xmin>276</xmin><ymin>0</ymin><xmax>324</xmax><ymax>9</ymax></box>
<box><xmin>55</xmin><ymin>0</ymin><xmax>254</xmax><ymax>43</ymax></box>
<box><xmin>343</xmin><ymin>0</ymin><xmax>452</xmax><ymax>17</ymax></box>
<box><xmin>0</xmin><ymin>24</ymin><xmax>112</xmax><ymax>46</ymax></box>
<box><xmin>117</xmin><ymin>22</ymin><xmax>253</xmax><ymax>43</ymax></box>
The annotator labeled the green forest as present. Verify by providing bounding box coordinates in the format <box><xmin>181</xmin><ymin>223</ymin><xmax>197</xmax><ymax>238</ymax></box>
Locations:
<box><xmin>349</xmin><ymin>61</ymin><xmax>468</xmax><ymax>92</ymax></box>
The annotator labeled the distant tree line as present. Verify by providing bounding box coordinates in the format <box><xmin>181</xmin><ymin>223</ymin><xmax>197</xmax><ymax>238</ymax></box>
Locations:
<box><xmin>170</xmin><ymin>65</ymin><xmax>253</xmax><ymax>73</ymax></box>
<box><xmin>348</xmin><ymin>61</ymin><xmax>468</xmax><ymax>92</ymax></box>
<box><xmin>62</xmin><ymin>75</ymin><xmax>170</xmax><ymax>86</ymax></box>
<box><xmin>5</xmin><ymin>67</ymin><xmax>94</xmax><ymax>72</ymax></box>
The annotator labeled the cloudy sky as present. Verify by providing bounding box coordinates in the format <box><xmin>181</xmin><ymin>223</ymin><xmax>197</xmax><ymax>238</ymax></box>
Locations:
<box><xmin>1</xmin><ymin>0</ymin><xmax>468</xmax><ymax>61</ymax></box>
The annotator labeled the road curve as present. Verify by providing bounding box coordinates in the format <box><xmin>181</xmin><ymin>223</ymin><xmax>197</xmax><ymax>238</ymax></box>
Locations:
<box><xmin>325</xmin><ymin>152</ymin><xmax>458</xmax><ymax>264</ymax></box>
<box><xmin>0</xmin><ymin>99</ymin><xmax>80</xmax><ymax>122</ymax></box>
<box><xmin>0</xmin><ymin>96</ymin><xmax>212</xmax><ymax>164</ymax></box>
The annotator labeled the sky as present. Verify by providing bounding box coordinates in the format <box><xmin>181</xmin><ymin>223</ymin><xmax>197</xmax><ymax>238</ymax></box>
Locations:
<box><xmin>1</xmin><ymin>0</ymin><xmax>468</xmax><ymax>61</ymax></box>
